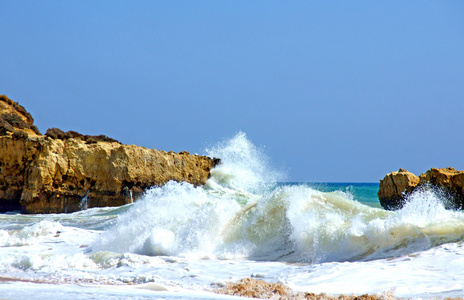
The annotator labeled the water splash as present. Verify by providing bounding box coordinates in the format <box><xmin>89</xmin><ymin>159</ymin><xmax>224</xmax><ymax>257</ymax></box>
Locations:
<box><xmin>205</xmin><ymin>132</ymin><xmax>284</xmax><ymax>192</ymax></box>
<box><xmin>91</xmin><ymin>133</ymin><xmax>464</xmax><ymax>264</ymax></box>
<box><xmin>79</xmin><ymin>190</ymin><xmax>90</xmax><ymax>211</ymax></box>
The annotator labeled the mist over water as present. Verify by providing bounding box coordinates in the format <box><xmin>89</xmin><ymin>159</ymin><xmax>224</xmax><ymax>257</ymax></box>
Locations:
<box><xmin>91</xmin><ymin>132</ymin><xmax>464</xmax><ymax>264</ymax></box>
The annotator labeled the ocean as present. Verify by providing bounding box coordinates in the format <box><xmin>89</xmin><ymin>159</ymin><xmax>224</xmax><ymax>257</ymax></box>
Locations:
<box><xmin>0</xmin><ymin>133</ymin><xmax>463</xmax><ymax>299</ymax></box>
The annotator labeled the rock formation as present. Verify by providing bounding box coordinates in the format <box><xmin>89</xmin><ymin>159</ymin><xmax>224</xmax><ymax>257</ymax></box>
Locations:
<box><xmin>378</xmin><ymin>167</ymin><xmax>464</xmax><ymax>210</ymax></box>
<box><xmin>0</xmin><ymin>95</ymin><xmax>219</xmax><ymax>214</ymax></box>
<box><xmin>377</xmin><ymin>169</ymin><xmax>419</xmax><ymax>210</ymax></box>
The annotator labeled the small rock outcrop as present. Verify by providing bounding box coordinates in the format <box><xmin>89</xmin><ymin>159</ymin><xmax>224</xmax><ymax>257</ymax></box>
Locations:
<box><xmin>378</xmin><ymin>167</ymin><xmax>464</xmax><ymax>210</ymax></box>
<box><xmin>0</xmin><ymin>95</ymin><xmax>219</xmax><ymax>213</ymax></box>
<box><xmin>378</xmin><ymin>168</ymin><xmax>419</xmax><ymax>210</ymax></box>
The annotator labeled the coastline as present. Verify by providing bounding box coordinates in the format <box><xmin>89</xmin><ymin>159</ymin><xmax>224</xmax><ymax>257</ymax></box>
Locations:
<box><xmin>1</xmin><ymin>181</ymin><xmax>464</xmax><ymax>299</ymax></box>
<box><xmin>2</xmin><ymin>276</ymin><xmax>462</xmax><ymax>300</ymax></box>
<box><xmin>0</xmin><ymin>95</ymin><xmax>219</xmax><ymax>214</ymax></box>
<box><xmin>0</xmin><ymin>276</ymin><xmax>397</xmax><ymax>299</ymax></box>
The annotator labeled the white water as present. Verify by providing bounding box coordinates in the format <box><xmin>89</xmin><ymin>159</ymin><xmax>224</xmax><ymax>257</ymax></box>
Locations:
<box><xmin>1</xmin><ymin>132</ymin><xmax>463</xmax><ymax>299</ymax></box>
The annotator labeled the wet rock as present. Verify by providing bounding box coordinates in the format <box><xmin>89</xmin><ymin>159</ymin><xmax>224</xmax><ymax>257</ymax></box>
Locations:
<box><xmin>217</xmin><ymin>278</ymin><xmax>289</xmax><ymax>298</ymax></box>
<box><xmin>378</xmin><ymin>167</ymin><xmax>464</xmax><ymax>210</ymax></box>
<box><xmin>216</xmin><ymin>278</ymin><xmax>396</xmax><ymax>299</ymax></box>
<box><xmin>418</xmin><ymin>167</ymin><xmax>464</xmax><ymax>210</ymax></box>
<box><xmin>378</xmin><ymin>169</ymin><xmax>419</xmax><ymax>210</ymax></box>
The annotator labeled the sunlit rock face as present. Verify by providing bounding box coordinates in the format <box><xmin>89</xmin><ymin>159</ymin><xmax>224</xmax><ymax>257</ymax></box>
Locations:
<box><xmin>379</xmin><ymin>167</ymin><xmax>464</xmax><ymax>210</ymax></box>
<box><xmin>378</xmin><ymin>168</ymin><xmax>420</xmax><ymax>210</ymax></box>
<box><xmin>0</xmin><ymin>95</ymin><xmax>219</xmax><ymax>214</ymax></box>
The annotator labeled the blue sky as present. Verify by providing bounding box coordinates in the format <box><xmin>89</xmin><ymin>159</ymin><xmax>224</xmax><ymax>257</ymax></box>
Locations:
<box><xmin>1</xmin><ymin>1</ymin><xmax>463</xmax><ymax>182</ymax></box>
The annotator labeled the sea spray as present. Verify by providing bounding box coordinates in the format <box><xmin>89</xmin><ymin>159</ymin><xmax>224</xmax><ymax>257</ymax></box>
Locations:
<box><xmin>91</xmin><ymin>132</ymin><xmax>287</xmax><ymax>259</ymax></box>
<box><xmin>287</xmin><ymin>182</ymin><xmax>464</xmax><ymax>263</ymax></box>
<box><xmin>91</xmin><ymin>132</ymin><xmax>464</xmax><ymax>265</ymax></box>
<box><xmin>79</xmin><ymin>190</ymin><xmax>90</xmax><ymax>211</ymax></box>
<box><xmin>2</xmin><ymin>133</ymin><xmax>464</xmax><ymax>298</ymax></box>
<box><xmin>205</xmin><ymin>131</ymin><xmax>284</xmax><ymax>192</ymax></box>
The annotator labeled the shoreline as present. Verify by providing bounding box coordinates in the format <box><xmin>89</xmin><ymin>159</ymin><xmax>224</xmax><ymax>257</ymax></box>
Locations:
<box><xmin>0</xmin><ymin>276</ymin><xmax>393</xmax><ymax>299</ymax></box>
<box><xmin>2</xmin><ymin>276</ymin><xmax>462</xmax><ymax>300</ymax></box>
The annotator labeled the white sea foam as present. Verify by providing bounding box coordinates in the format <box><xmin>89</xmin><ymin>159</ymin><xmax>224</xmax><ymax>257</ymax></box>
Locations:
<box><xmin>91</xmin><ymin>133</ymin><xmax>464</xmax><ymax>265</ymax></box>
<box><xmin>1</xmin><ymin>133</ymin><xmax>464</xmax><ymax>298</ymax></box>
<box><xmin>0</xmin><ymin>220</ymin><xmax>63</xmax><ymax>247</ymax></box>
<box><xmin>286</xmin><ymin>183</ymin><xmax>464</xmax><ymax>263</ymax></box>
<box><xmin>205</xmin><ymin>131</ymin><xmax>284</xmax><ymax>191</ymax></box>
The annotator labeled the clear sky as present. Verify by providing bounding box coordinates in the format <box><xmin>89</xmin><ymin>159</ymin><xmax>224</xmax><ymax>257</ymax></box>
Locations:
<box><xmin>1</xmin><ymin>1</ymin><xmax>463</xmax><ymax>182</ymax></box>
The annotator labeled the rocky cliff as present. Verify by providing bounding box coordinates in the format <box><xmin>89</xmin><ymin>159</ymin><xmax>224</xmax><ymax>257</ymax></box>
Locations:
<box><xmin>0</xmin><ymin>95</ymin><xmax>219</xmax><ymax>213</ymax></box>
<box><xmin>378</xmin><ymin>167</ymin><xmax>464</xmax><ymax>210</ymax></box>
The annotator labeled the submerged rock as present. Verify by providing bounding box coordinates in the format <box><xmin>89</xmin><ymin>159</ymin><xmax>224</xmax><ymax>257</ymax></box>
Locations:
<box><xmin>217</xmin><ymin>278</ymin><xmax>288</xmax><ymax>299</ymax></box>
<box><xmin>378</xmin><ymin>167</ymin><xmax>464</xmax><ymax>210</ymax></box>
<box><xmin>0</xmin><ymin>95</ymin><xmax>219</xmax><ymax>213</ymax></box>
<box><xmin>216</xmin><ymin>278</ymin><xmax>394</xmax><ymax>299</ymax></box>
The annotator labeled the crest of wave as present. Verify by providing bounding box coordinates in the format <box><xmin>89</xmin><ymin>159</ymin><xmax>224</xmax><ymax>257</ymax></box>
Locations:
<box><xmin>205</xmin><ymin>132</ymin><xmax>284</xmax><ymax>192</ymax></box>
<box><xmin>90</xmin><ymin>132</ymin><xmax>286</xmax><ymax>258</ymax></box>
<box><xmin>285</xmin><ymin>183</ymin><xmax>464</xmax><ymax>263</ymax></box>
<box><xmin>90</xmin><ymin>181</ymin><xmax>243</xmax><ymax>258</ymax></box>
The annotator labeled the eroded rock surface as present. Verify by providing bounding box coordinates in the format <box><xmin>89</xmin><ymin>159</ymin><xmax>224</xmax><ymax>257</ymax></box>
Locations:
<box><xmin>378</xmin><ymin>167</ymin><xmax>464</xmax><ymax>210</ymax></box>
<box><xmin>378</xmin><ymin>168</ymin><xmax>419</xmax><ymax>210</ymax></box>
<box><xmin>0</xmin><ymin>95</ymin><xmax>219</xmax><ymax>213</ymax></box>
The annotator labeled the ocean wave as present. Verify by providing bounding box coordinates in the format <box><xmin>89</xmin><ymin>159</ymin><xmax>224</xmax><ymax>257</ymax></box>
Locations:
<box><xmin>90</xmin><ymin>133</ymin><xmax>464</xmax><ymax>264</ymax></box>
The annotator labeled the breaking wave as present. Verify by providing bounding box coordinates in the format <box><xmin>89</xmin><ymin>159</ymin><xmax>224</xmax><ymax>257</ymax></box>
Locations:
<box><xmin>91</xmin><ymin>132</ymin><xmax>464</xmax><ymax>263</ymax></box>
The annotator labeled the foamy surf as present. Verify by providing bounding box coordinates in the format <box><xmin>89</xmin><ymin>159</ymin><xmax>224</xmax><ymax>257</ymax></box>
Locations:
<box><xmin>91</xmin><ymin>156</ymin><xmax>464</xmax><ymax>263</ymax></box>
<box><xmin>1</xmin><ymin>132</ymin><xmax>463</xmax><ymax>299</ymax></box>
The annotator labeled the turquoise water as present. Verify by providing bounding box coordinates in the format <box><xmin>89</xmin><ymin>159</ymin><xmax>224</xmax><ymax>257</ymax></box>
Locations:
<box><xmin>312</xmin><ymin>182</ymin><xmax>380</xmax><ymax>207</ymax></box>
<box><xmin>283</xmin><ymin>182</ymin><xmax>380</xmax><ymax>208</ymax></box>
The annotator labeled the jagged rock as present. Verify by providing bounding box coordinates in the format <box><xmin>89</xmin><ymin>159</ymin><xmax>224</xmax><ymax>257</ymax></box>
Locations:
<box><xmin>44</xmin><ymin>127</ymin><xmax>120</xmax><ymax>144</ymax></box>
<box><xmin>378</xmin><ymin>167</ymin><xmax>464</xmax><ymax>210</ymax></box>
<box><xmin>218</xmin><ymin>278</ymin><xmax>289</xmax><ymax>298</ymax></box>
<box><xmin>0</xmin><ymin>95</ymin><xmax>41</xmax><ymax>138</ymax></box>
<box><xmin>378</xmin><ymin>169</ymin><xmax>419</xmax><ymax>210</ymax></box>
<box><xmin>418</xmin><ymin>167</ymin><xmax>464</xmax><ymax>209</ymax></box>
<box><xmin>0</xmin><ymin>95</ymin><xmax>219</xmax><ymax>213</ymax></box>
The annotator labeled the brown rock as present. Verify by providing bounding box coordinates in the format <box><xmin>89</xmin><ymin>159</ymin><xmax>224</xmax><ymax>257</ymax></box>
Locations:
<box><xmin>0</xmin><ymin>95</ymin><xmax>219</xmax><ymax>213</ymax></box>
<box><xmin>378</xmin><ymin>167</ymin><xmax>464</xmax><ymax>210</ymax></box>
<box><xmin>44</xmin><ymin>127</ymin><xmax>120</xmax><ymax>144</ymax></box>
<box><xmin>217</xmin><ymin>278</ymin><xmax>289</xmax><ymax>298</ymax></box>
<box><xmin>216</xmin><ymin>278</ymin><xmax>396</xmax><ymax>299</ymax></box>
<box><xmin>378</xmin><ymin>169</ymin><xmax>419</xmax><ymax>210</ymax></box>
<box><xmin>418</xmin><ymin>167</ymin><xmax>464</xmax><ymax>209</ymax></box>
<box><xmin>0</xmin><ymin>95</ymin><xmax>41</xmax><ymax>138</ymax></box>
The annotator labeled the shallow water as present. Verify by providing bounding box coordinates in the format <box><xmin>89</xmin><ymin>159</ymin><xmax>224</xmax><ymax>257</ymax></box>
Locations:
<box><xmin>0</xmin><ymin>133</ymin><xmax>463</xmax><ymax>299</ymax></box>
